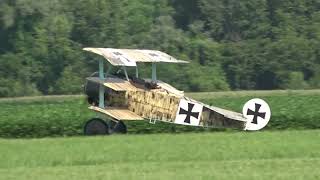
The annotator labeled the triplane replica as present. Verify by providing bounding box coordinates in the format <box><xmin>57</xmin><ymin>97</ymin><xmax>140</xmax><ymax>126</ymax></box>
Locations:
<box><xmin>82</xmin><ymin>48</ymin><xmax>271</xmax><ymax>135</ymax></box>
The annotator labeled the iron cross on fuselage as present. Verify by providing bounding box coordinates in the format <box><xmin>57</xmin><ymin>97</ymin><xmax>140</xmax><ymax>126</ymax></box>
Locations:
<box><xmin>247</xmin><ymin>103</ymin><xmax>266</xmax><ymax>124</ymax></box>
<box><xmin>179</xmin><ymin>103</ymin><xmax>200</xmax><ymax>124</ymax></box>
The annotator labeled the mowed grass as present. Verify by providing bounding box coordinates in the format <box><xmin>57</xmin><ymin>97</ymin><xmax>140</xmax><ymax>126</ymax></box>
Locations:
<box><xmin>0</xmin><ymin>130</ymin><xmax>319</xmax><ymax>180</ymax></box>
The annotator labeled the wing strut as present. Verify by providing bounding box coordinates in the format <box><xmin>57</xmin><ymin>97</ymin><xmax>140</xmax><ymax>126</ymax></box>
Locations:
<box><xmin>135</xmin><ymin>66</ymin><xmax>139</xmax><ymax>78</ymax></box>
<box><xmin>122</xmin><ymin>66</ymin><xmax>130</xmax><ymax>81</ymax></box>
<box><xmin>152</xmin><ymin>62</ymin><xmax>157</xmax><ymax>81</ymax></box>
<box><xmin>99</xmin><ymin>59</ymin><xmax>105</xmax><ymax>108</ymax></box>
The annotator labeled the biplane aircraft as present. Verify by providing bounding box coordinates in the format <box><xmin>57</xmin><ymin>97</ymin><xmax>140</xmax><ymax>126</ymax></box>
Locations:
<box><xmin>82</xmin><ymin>48</ymin><xmax>271</xmax><ymax>135</ymax></box>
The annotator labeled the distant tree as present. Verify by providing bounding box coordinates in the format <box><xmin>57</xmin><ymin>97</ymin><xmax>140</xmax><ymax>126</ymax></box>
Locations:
<box><xmin>1</xmin><ymin>0</ymin><xmax>320</xmax><ymax>97</ymax></box>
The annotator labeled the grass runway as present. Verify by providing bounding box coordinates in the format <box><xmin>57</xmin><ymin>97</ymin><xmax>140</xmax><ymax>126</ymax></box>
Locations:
<box><xmin>0</xmin><ymin>130</ymin><xmax>319</xmax><ymax>180</ymax></box>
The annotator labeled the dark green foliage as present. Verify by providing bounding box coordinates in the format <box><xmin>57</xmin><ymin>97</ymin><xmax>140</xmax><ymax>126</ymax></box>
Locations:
<box><xmin>1</xmin><ymin>0</ymin><xmax>320</xmax><ymax>97</ymax></box>
<box><xmin>0</xmin><ymin>98</ymin><xmax>91</xmax><ymax>138</ymax></box>
<box><xmin>0</xmin><ymin>92</ymin><xmax>319</xmax><ymax>138</ymax></box>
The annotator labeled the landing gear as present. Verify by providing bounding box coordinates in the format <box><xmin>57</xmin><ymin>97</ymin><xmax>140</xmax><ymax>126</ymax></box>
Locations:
<box><xmin>83</xmin><ymin>118</ymin><xmax>127</xmax><ymax>135</ymax></box>
<box><xmin>84</xmin><ymin>118</ymin><xmax>109</xmax><ymax>135</ymax></box>
<box><xmin>111</xmin><ymin>120</ymin><xmax>127</xmax><ymax>134</ymax></box>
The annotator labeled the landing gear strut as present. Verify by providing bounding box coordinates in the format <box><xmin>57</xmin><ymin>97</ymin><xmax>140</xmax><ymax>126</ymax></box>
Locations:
<box><xmin>110</xmin><ymin>120</ymin><xmax>127</xmax><ymax>134</ymax></box>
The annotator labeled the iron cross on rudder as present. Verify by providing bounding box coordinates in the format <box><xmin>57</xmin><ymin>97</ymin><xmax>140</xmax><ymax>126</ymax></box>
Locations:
<box><xmin>247</xmin><ymin>103</ymin><xmax>266</xmax><ymax>124</ymax></box>
<box><xmin>179</xmin><ymin>103</ymin><xmax>200</xmax><ymax>124</ymax></box>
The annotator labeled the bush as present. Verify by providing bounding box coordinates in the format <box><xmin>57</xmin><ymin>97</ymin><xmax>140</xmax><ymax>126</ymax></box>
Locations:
<box><xmin>281</xmin><ymin>71</ymin><xmax>309</xmax><ymax>90</ymax></box>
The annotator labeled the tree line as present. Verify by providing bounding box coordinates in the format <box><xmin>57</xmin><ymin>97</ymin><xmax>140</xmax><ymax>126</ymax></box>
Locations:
<box><xmin>0</xmin><ymin>0</ymin><xmax>320</xmax><ymax>97</ymax></box>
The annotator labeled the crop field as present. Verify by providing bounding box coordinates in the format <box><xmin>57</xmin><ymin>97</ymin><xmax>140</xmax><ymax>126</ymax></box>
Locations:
<box><xmin>0</xmin><ymin>90</ymin><xmax>320</xmax><ymax>137</ymax></box>
<box><xmin>0</xmin><ymin>90</ymin><xmax>319</xmax><ymax>179</ymax></box>
<box><xmin>0</xmin><ymin>130</ymin><xmax>319</xmax><ymax>180</ymax></box>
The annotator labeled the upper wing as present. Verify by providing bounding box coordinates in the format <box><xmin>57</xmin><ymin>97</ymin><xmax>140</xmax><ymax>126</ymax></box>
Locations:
<box><xmin>83</xmin><ymin>48</ymin><xmax>189</xmax><ymax>66</ymax></box>
<box><xmin>83</xmin><ymin>48</ymin><xmax>137</xmax><ymax>66</ymax></box>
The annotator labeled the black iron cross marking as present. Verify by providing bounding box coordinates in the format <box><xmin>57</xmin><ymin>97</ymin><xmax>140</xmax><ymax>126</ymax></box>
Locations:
<box><xmin>113</xmin><ymin>52</ymin><xmax>131</xmax><ymax>62</ymax></box>
<box><xmin>149</xmin><ymin>53</ymin><xmax>158</xmax><ymax>57</ymax></box>
<box><xmin>247</xmin><ymin>103</ymin><xmax>266</xmax><ymax>124</ymax></box>
<box><xmin>113</xmin><ymin>52</ymin><xmax>123</xmax><ymax>56</ymax></box>
<box><xmin>179</xmin><ymin>103</ymin><xmax>200</xmax><ymax>124</ymax></box>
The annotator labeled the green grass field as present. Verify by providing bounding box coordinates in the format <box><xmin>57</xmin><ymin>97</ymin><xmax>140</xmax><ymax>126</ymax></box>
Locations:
<box><xmin>0</xmin><ymin>130</ymin><xmax>319</xmax><ymax>180</ymax></box>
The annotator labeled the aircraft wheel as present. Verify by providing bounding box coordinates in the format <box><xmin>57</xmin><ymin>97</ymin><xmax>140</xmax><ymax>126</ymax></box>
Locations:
<box><xmin>112</xmin><ymin>121</ymin><xmax>127</xmax><ymax>134</ymax></box>
<box><xmin>84</xmin><ymin>118</ymin><xmax>109</xmax><ymax>135</ymax></box>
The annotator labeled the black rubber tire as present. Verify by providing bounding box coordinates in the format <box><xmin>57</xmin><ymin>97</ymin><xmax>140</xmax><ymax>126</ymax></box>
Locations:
<box><xmin>112</xmin><ymin>121</ymin><xmax>127</xmax><ymax>134</ymax></box>
<box><xmin>84</xmin><ymin>118</ymin><xmax>109</xmax><ymax>135</ymax></box>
